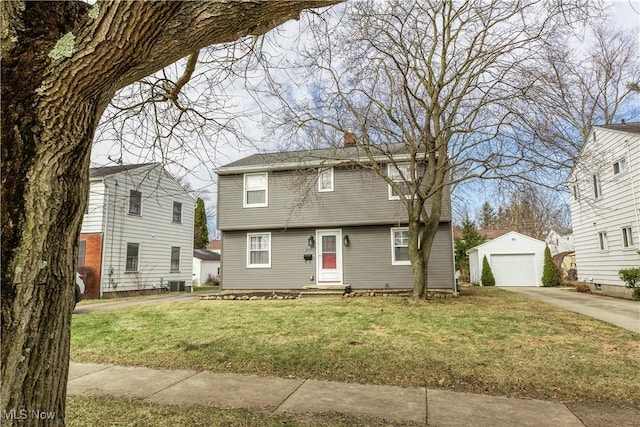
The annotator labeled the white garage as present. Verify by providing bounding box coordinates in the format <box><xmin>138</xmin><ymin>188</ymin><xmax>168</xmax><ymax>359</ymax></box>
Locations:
<box><xmin>467</xmin><ymin>231</ymin><xmax>546</xmax><ymax>287</ymax></box>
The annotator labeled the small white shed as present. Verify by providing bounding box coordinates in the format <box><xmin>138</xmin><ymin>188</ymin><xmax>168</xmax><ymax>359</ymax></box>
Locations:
<box><xmin>467</xmin><ymin>231</ymin><xmax>546</xmax><ymax>287</ymax></box>
<box><xmin>192</xmin><ymin>249</ymin><xmax>221</xmax><ymax>286</ymax></box>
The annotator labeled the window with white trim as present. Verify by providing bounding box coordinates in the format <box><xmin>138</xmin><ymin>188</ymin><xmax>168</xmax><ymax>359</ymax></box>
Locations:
<box><xmin>243</xmin><ymin>173</ymin><xmax>268</xmax><ymax>207</ymax></box>
<box><xmin>613</xmin><ymin>158</ymin><xmax>627</xmax><ymax>175</ymax></box>
<box><xmin>126</xmin><ymin>243</ymin><xmax>140</xmax><ymax>272</ymax></box>
<box><xmin>391</xmin><ymin>228</ymin><xmax>410</xmax><ymax>265</ymax></box>
<box><xmin>78</xmin><ymin>240</ymin><xmax>86</xmax><ymax>267</ymax></box>
<box><xmin>172</xmin><ymin>202</ymin><xmax>182</xmax><ymax>223</ymax></box>
<box><xmin>622</xmin><ymin>227</ymin><xmax>634</xmax><ymax>248</ymax></box>
<box><xmin>318</xmin><ymin>168</ymin><xmax>334</xmax><ymax>192</ymax></box>
<box><xmin>129</xmin><ymin>190</ymin><xmax>142</xmax><ymax>215</ymax></box>
<box><xmin>592</xmin><ymin>174</ymin><xmax>602</xmax><ymax>199</ymax></box>
<box><xmin>597</xmin><ymin>231</ymin><xmax>608</xmax><ymax>251</ymax></box>
<box><xmin>388</xmin><ymin>163</ymin><xmax>412</xmax><ymax>200</ymax></box>
<box><xmin>170</xmin><ymin>246</ymin><xmax>181</xmax><ymax>271</ymax></box>
<box><xmin>247</xmin><ymin>233</ymin><xmax>271</xmax><ymax>268</ymax></box>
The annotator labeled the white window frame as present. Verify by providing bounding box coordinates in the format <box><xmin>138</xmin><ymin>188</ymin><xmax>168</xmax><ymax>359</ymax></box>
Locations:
<box><xmin>391</xmin><ymin>227</ymin><xmax>411</xmax><ymax>265</ymax></box>
<box><xmin>388</xmin><ymin>163</ymin><xmax>412</xmax><ymax>200</ymax></box>
<box><xmin>170</xmin><ymin>246</ymin><xmax>181</xmax><ymax>272</ymax></box>
<box><xmin>243</xmin><ymin>172</ymin><xmax>268</xmax><ymax>208</ymax></box>
<box><xmin>172</xmin><ymin>201</ymin><xmax>182</xmax><ymax>223</ymax></box>
<box><xmin>621</xmin><ymin>226</ymin><xmax>634</xmax><ymax>249</ymax></box>
<box><xmin>247</xmin><ymin>232</ymin><xmax>271</xmax><ymax>268</ymax></box>
<box><xmin>78</xmin><ymin>240</ymin><xmax>86</xmax><ymax>267</ymax></box>
<box><xmin>129</xmin><ymin>190</ymin><xmax>142</xmax><ymax>215</ymax></box>
<box><xmin>318</xmin><ymin>167</ymin><xmax>334</xmax><ymax>192</ymax></box>
<box><xmin>597</xmin><ymin>231</ymin><xmax>608</xmax><ymax>251</ymax></box>
<box><xmin>613</xmin><ymin>158</ymin><xmax>627</xmax><ymax>176</ymax></box>
<box><xmin>125</xmin><ymin>242</ymin><xmax>140</xmax><ymax>272</ymax></box>
<box><xmin>592</xmin><ymin>174</ymin><xmax>602</xmax><ymax>199</ymax></box>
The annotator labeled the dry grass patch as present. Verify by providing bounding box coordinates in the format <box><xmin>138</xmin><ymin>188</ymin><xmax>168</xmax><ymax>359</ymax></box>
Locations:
<box><xmin>71</xmin><ymin>287</ymin><xmax>640</xmax><ymax>406</ymax></box>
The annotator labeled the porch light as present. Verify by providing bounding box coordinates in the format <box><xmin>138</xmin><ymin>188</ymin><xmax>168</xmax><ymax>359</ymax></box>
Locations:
<box><xmin>308</xmin><ymin>235</ymin><xmax>315</xmax><ymax>248</ymax></box>
<box><xmin>343</xmin><ymin>235</ymin><xmax>350</xmax><ymax>247</ymax></box>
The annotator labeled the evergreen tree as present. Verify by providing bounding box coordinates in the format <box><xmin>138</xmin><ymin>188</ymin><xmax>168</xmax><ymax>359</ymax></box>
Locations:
<box><xmin>478</xmin><ymin>201</ymin><xmax>495</xmax><ymax>229</ymax></box>
<box><xmin>454</xmin><ymin>216</ymin><xmax>487</xmax><ymax>282</ymax></box>
<box><xmin>194</xmin><ymin>197</ymin><xmax>209</xmax><ymax>249</ymax></box>
<box><xmin>541</xmin><ymin>245</ymin><xmax>559</xmax><ymax>287</ymax></box>
<box><xmin>481</xmin><ymin>255</ymin><xmax>496</xmax><ymax>286</ymax></box>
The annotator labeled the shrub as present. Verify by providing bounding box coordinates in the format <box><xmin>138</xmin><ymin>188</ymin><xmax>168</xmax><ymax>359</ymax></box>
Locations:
<box><xmin>541</xmin><ymin>245</ymin><xmax>559</xmax><ymax>287</ymax></box>
<box><xmin>575</xmin><ymin>283</ymin><xmax>591</xmax><ymax>293</ymax></box>
<box><xmin>619</xmin><ymin>268</ymin><xmax>640</xmax><ymax>301</ymax></box>
<box><xmin>481</xmin><ymin>255</ymin><xmax>495</xmax><ymax>286</ymax></box>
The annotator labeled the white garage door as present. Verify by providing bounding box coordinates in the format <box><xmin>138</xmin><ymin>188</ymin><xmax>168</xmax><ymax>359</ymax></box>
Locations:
<box><xmin>490</xmin><ymin>254</ymin><xmax>537</xmax><ymax>286</ymax></box>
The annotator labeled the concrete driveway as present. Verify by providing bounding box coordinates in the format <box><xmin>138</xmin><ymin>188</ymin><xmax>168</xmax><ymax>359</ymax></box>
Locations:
<box><xmin>504</xmin><ymin>287</ymin><xmax>640</xmax><ymax>334</ymax></box>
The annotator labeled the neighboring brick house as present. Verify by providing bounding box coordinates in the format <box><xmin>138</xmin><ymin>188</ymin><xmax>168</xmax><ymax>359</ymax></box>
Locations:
<box><xmin>567</xmin><ymin>122</ymin><xmax>640</xmax><ymax>298</ymax></box>
<box><xmin>78</xmin><ymin>163</ymin><xmax>194</xmax><ymax>298</ymax></box>
<box><xmin>216</xmin><ymin>144</ymin><xmax>455</xmax><ymax>292</ymax></box>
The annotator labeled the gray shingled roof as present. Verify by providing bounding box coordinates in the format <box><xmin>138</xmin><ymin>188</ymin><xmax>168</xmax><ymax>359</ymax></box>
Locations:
<box><xmin>595</xmin><ymin>122</ymin><xmax>640</xmax><ymax>134</ymax></box>
<box><xmin>217</xmin><ymin>143</ymin><xmax>413</xmax><ymax>174</ymax></box>
<box><xmin>90</xmin><ymin>163</ymin><xmax>157</xmax><ymax>178</ymax></box>
<box><xmin>193</xmin><ymin>249</ymin><xmax>221</xmax><ymax>261</ymax></box>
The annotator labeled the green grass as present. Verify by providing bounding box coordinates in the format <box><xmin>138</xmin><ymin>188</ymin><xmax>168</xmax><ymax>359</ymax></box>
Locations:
<box><xmin>71</xmin><ymin>287</ymin><xmax>640</xmax><ymax>406</ymax></box>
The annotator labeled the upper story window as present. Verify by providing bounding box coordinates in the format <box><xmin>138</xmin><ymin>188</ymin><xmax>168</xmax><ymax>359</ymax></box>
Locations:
<box><xmin>613</xmin><ymin>158</ymin><xmax>627</xmax><ymax>175</ymax></box>
<box><xmin>170</xmin><ymin>246</ymin><xmax>181</xmax><ymax>271</ymax></box>
<box><xmin>126</xmin><ymin>243</ymin><xmax>140</xmax><ymax>272</ymax></box>
<box><xmin>318</xmin><ymin>168</ymin><xmax>334</xmax><ymax>192</ymax></box>
<box><xmin>592</xmin><ymin>174</ymin><xmax>602</xmax><ymax>199</ymax></box>
<box><xmin>247</xmin><ymin>233</ymin><xmax>271</xmax><ymax>268</ymax></box>
<box><xmin>391</xmin><ymin>227</ymin><xmax>411</xmax><ymax>265</ymax></box>
<box><xmin>172</xmin><ymin>201</ymin><xmax>182</xmax><ymax>223</ymax></box>
<box><xmin>597</xmin><ymin>231</ymin><xmax>608</xmax><ymax>251</ymax></box>
<box><xmin>388</xmin><ymin>163</ymin><xmax>412</xmax><ymax>200</ymax></box>
<box><xmin>129</xmin><ymin>190</ymin><xmax>142</xmax><ymax>215</ymax></box>
<box><xmin>622</xmin><ymin>227</ymin><xmax>634</xmax><ymax>248</ymax></box>
<box><xmin>78</xmin><ymin>240</ymin><xmax>86</xmax><ymax>267</ymax></box>
<box><xmin>243</xmin><ymin>172</ymin><xmax>268</xmax><ymax>208</ymax></box>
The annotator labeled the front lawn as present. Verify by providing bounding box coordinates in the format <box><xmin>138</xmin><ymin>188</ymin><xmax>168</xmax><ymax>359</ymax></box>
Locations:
<box><xmin>71</xmin><ymin>287</ymin><xmax>640</xmax><ymax>406</ymax></box>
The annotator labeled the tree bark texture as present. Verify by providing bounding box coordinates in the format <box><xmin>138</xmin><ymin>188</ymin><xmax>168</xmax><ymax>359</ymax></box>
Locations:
<box><xmin>1</xmin><ymin>1</ymin><xmax>339</xmax><ymax>425</ymax></box>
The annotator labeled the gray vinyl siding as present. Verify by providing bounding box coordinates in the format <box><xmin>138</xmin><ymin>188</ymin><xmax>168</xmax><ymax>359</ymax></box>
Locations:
<box><xmin>218</xmin><ymin>167</ymin><xmax>452</xmax><ymax>231</ymax></box>
<box><xmin>220</xmin><ymin>223</ymin><xmax>454</xmax><ymax>290</ymax></box>
<box><xmin>99</xmin><ymin>165</ymin><xmax>195</xmax><ymax>293</ymax></box>
<box><xmin>569</xmin><ymin>127</ymin><xmax>640</xmax><ymax>287</ymax></box>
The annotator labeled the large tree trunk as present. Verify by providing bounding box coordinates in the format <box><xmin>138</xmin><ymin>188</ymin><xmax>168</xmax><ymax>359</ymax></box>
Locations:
<box><xmin>1</xmin><ymin>1</ymin><xmax>339</xmax><ymax>424</ymax></box>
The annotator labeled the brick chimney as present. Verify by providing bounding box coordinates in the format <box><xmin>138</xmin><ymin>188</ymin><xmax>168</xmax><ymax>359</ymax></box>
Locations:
<box><xmin>344</xmin><ymin>130</ymin><xmax>356</xmax><ymax>146</ymax></box>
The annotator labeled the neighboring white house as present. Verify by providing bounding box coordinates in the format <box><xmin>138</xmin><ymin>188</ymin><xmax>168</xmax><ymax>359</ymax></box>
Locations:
<box><xmin>545</xmin><ymin>230</ymin><xmax>574</xmax><ymax>256</ymax></box>
<box><xmin>78</xmin><ymin>163</ymin><xmax>195</xmax><ymax>298</ymax></box>
<box><xmin>467</xmin><ymin>231</ymin><xmax>546</xmax><ymax>287</ymax></box>
<box><xmin>567</xmin><ymin>122</ymin><xmax>640</xmax><ymax>298</ymax></box>
<box><xmin>192</xmin><ymin>249</ymin><xmax>221</xmax><ymax>286</ymax></box>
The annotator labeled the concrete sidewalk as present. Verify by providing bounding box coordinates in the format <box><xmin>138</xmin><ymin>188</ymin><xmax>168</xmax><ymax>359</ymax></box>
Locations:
<box><xmin>67</xmin><ymin>362</ymin><xmax>640</xmax><ymax>426</ymax></box>
<box><xmin>503</xmin><ymin>287</ymin><xmax>640</xmax><ymax>334</ymax></box>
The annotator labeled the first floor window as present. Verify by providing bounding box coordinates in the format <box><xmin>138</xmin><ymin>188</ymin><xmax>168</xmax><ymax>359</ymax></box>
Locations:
<box><xmin>126</xmin><ymin>243</ymin><xmax>139</xmax><ymax>272</ymax></box>
<box><xmin>172</xmin><ymin>201</ymin><xmax>182</xmax><ymax>223</ymax></box>
<box><xmin>170</xmin><ymin>246</ymin><xmax>180</xmax><ymax>271</ymax></box>
<box><xmin>247</xmin><ymin>233</ymin><xmax>271</xmax><ymax>267</ymax></box>
<box><xmin>78</xmin><ymin>240</ymin><xmax>86</xmax><ymax>267</ymax></box>
<box><xmin>597</xmin><ymin>232</ymin><xmax>608</xmax><ymax>251</ymax></box>
<box><xmin>391</xmin><ymin>228</ymin><xmax>410</xmax><ymax>265</ymax></box>
<box><xmin>622</xmin><ymin>227</ymin><xmax>634</xmax><ymax>248</ymax></box>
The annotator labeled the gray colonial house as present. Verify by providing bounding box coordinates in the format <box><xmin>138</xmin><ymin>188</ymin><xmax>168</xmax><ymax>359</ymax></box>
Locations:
<box><xmin>567</xmin><ymin>122</ymin><xmax>640</xmax><ymax>298</ymax></box>
<box><xmin>215</xmin><ymin>143</ymin><xmax>455</xmax><ymax>292</ymax></box>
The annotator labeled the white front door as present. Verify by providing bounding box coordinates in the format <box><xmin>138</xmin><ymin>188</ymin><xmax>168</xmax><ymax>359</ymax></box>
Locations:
<box><xmin>316</xmin><ymin>229</ymin><xmax>343</xmax><ymax>284</ymax></box>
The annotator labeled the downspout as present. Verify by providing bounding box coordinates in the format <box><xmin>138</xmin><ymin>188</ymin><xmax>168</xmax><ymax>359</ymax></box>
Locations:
<box><xmin>626</xmin><ymin>140</ymin><xmax>640</xmax><ymax>251</ymax></box>
<box><xmin>99</xmin><ymin>178</ymin><xmax>108</xmax><ymax>299</ymax></box>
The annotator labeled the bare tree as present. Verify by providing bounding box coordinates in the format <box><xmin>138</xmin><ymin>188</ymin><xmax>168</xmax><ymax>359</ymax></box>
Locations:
<box><xmin>1</xmin><ymin>1</ymin><xmax>339</xmax><ymax>424</ymax></box>
<box><xmin>260</xmin><ymin>0</ymin><xmax>601</xmax><ymax>298</ymax></box>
